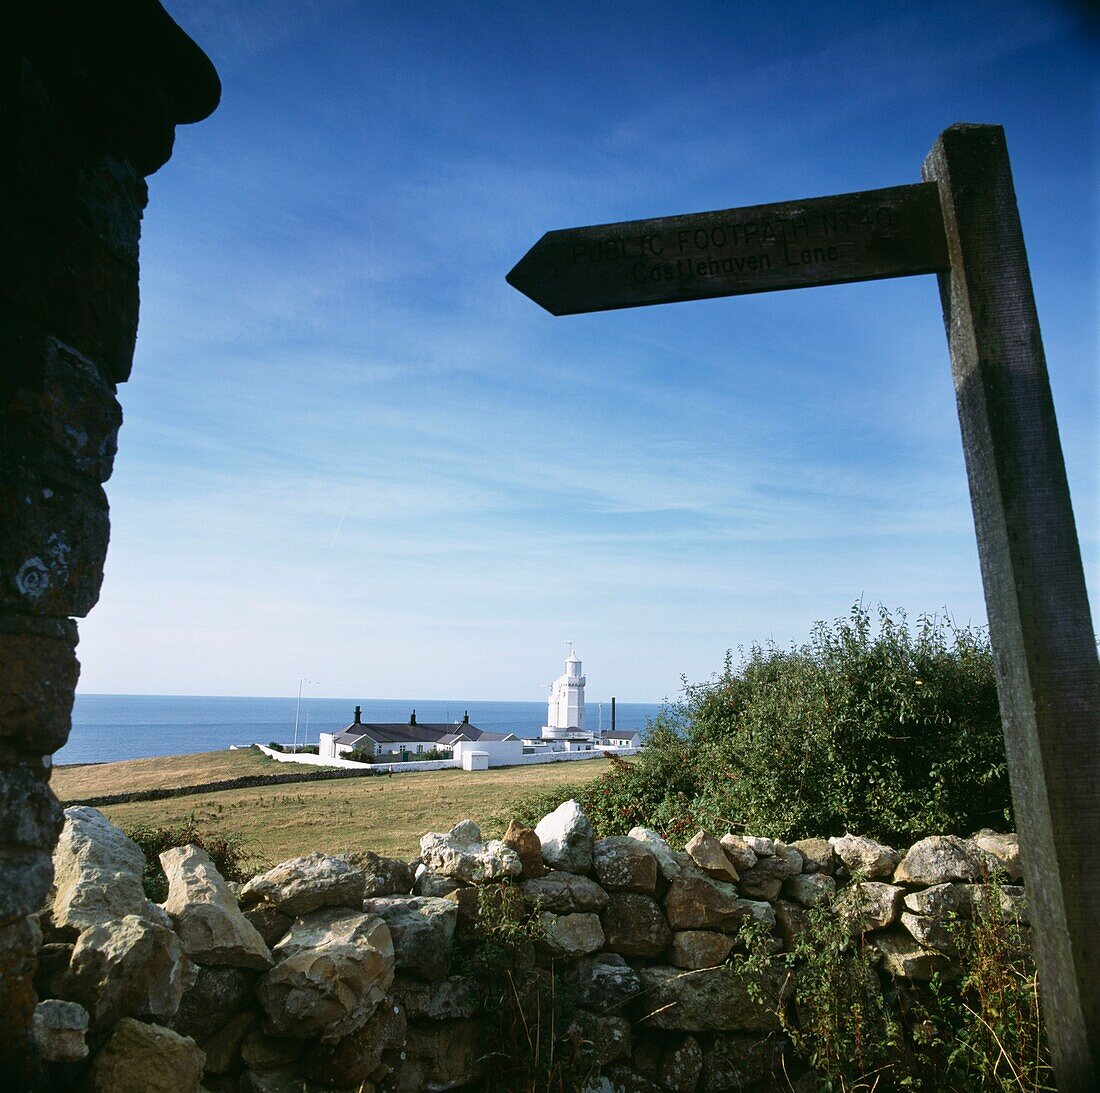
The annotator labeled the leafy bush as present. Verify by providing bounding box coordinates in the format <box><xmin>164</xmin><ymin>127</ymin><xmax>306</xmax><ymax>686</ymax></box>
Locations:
<box><xmin>732</xmin><ymin>871</ymin><xmax>1052</xmax><ymax>1090</ymax></box>
<box><xmin>347</xmin><ymin>747</ymin><xmax>375</xmax><ymax>763</ymax></box>
<box><xmin>515</xmin><ymin>604</ymin><xmax>1010</xmax><ymax>846</ymax></box>
<box><xmin>125</xmin><ymin>817</ymin><xmax>264</xmax><ymax>902</ymax></box>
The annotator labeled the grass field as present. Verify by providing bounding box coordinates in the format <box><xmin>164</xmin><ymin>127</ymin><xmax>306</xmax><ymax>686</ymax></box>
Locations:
<box><xmin>52</xmin><ymin>748</ymin><xmax>277</xmax><ymax>801</ymax></box>
<box><xmin>55</xmin><ymin>750</ymin><xmax>615</xmax><ymax>864</ymax></box>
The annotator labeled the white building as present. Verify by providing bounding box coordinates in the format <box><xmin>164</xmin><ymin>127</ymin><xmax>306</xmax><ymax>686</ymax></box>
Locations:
<box><xmin>319</xmin><ymin>707</ymin><xmax>523</xmax><ymax>764</ymax></box>
<box><xmin>540</xmin><ymin>644</ymin><xmax>595</xmax><ymax>751</ymax></box>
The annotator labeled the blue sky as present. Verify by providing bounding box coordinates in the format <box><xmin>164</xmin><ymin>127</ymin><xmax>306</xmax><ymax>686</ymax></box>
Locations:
<box><xmin>76</xmin><ymin>0</ymin><xmax>1097</xmax><ymax>703</ymax></box>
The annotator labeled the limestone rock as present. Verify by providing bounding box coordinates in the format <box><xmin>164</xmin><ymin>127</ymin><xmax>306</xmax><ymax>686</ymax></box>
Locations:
<box><xmin>393</xmin><ymin>974</ymin><xmax>478</xmax><ymax>1020</ymax></box>
<box><xmin>635</xmin><ymin>966</ymin><xmax>782</xmax><ymax>1032</ymax></box>
<box><xmin>669</xmin><ymin>930</ymin><xmax>734</xmax><ymax>970</ymax></box>
<box><xmin>894</xmin><ymin>835</ymin><xmax>992</xmax><ymax>885</ymax></box>
<box><xmin>258</xmin><ymin>908</ymin><xmax>394</xmax><ymax>1042</ymax></box>
<box><xmin>684</xmin><ymin>831</ymin><xmax>738</xmax><ymax>882</ymax></box>
<box><xmin>521</xmin><ymin>870</ymin><xmax>609</xmax><ymax>913</ymax></box>
<box><xmin>238</xmin><ymin>1067</ymin><xmax>332</xmax><ymax>1092</ymax></box>
<box><xmin>502</xmin><ymin>820</ymin><xmax>546</xmax><ymax>879</ymax></box>
<box><xmin>33</xmin><ymin>998</ymin><xmax>88</xmax><ymax>1062</ymax></box>
<box><xmin>52</xmin><ymin>806</ymin><xmax>157</xmax><ymax>932</ymax></box>
<box><xmin>871</xmin><ymin>930</ymin><xmax>954</xmax><ymax>979</ymax></box>
<box><xmin>741</xmin><ymin>835</ymin><xmax>775</xmax><ymax>857</ymax></box>
<box><xmin>835</xmin><ymin>882</ymin><xmax>903</xmax><ymax>934</ymax></box>
<box><xmin>903</xmin><ymin>883</ymin><xmax>961</xmax><ymax>918</ymax></box>
<box><xmin>34</xmin><ymin>941</ymin><xmax>74</xmax><ymax>999</ymax></box>
<box><xmin>540</xmin><ymin>911</ymin><xmax>605</xmax><ymax>959</ymax></box>
<box><xmin>90</xmin><ymin>1018</ymin><xmax>205</xmax><ymax>1093</ymax></box>
<box><xmin>576</xmin><ymin>955</ymin><xmax>642</xmax><ymax>1010</ymax></box>
<box><xmin>737</xmin><ymin>854</ymin><xmax>795</xmax><ymax>901</ymax></box>
<box><xmin>601</xmin><ymin>893</ymin><xmax>672</xmax><ymax>957</ymax></box>
<box><xmin>239</xmin><ymin>853</ymin><xmax>365</xmax><ymax>917</ymax></box>
<box><xmin>956</xmin><ymin>883</ymin><xmax>1029</xmax><ymax>924</ymax></box>
<box><xmin>536</xmin><ymin>799</ymin><xmax>595</xmax><ymax>874</ymax></box>
<box><xmin>160</xmin><ymin>844</ymin><xmax>272</xmax><ymax>970</ymax></box>
<box><xmin>774</xmin><ymin>843</ymin><xmax>804</xmax><ymax>874</ymax></box>
<box><xmin>658</xmin><ymin>1035</ymin><xmax>703</xmax><ymax>1092</ymax></box>
<box><xmin>298</xmin><ymin>995</ymin><xmax>406</xmax><ymax>1086</ymax></box>
<box><xmin>419</xmin><ymin>820</ymin><xmax>522</xmax><ymax>884</ymax></box>
<box><xmin>0</xmin><ymin>767</ymin><xmax>63</xmax><ymax>922</ymax></box>
<box><xmin>829</xmin><ymin>834</ymin><xmax>899</xmax><ymax>879</ymax></box>
<box><xmin>341</xmin><ymin>850</ymin><xmax>415</xmax><ymax>896</ymax></box>
<box><xmin>782</xmin><ymin>872</ymin><xmax>836</xmax><ymax>908</ymax></box>
<box><xmin>664</xmin><ymin>872</ymin><xmax>754</xmax><ymax>932</ymax></box>
<box><xmin>790</xmin><ymin>838</ymin><xmax>835</xmax><ymax>874</ymax></box>
<box><xmin>773</xmin><ymin>899</ymin><xmax>811</xmax><ymax>952</ymax></box>
<box><xmin>389</xmin><ymin>1017</ymin><xmax>482</xmax><ymax>1092</ymax></box>
<box><xmin>627</xmin><ymin>827</ymin><xmax>683</xmax><ymax>881</ymax></box>
<box><xmin>566</xmin><ymin>1010</ymin><xmax>632</xmax><ymax>1069</ymax></box>
<box><xmin>901</xmin><ymin>911</ymin><xmax>958</xmax><ymax>956</ymax></box>
<box><xmin>241</xmin><ymin>1029</ymin><xmax>302</xmax><ymax>1070</ymax></box>
<box><xmin>594</xmin><ymin>836</ymin><xmax>659</xmax><ymax>892</ymax></box>
<box><xmin>603</xmin><ymin>1065</ymin><xmax>661</xmax><ymax>1093</ymax></box>
<box><xmin>414</xmin><ymin>869</ymin><xmax>469</xmax><ymax>897</ymax></box>
<box><xmin>718</xmin><ymin>834</ymin><xmax>758</xmax><ymax>872</ymax></box>
<box><xmin>170</xmin><ymin>964</ymin><xmax>258</xmax><ymax>1040</ymax></box>
<box><xmin>362</xmin><ymin>896</ymin><xmax>457</xmax><ymax>981</ymax></box>
<box><xmin>441</xmin><ymin>886</ymin><xmax>480</xmax><ymax>940</ymax></box>
<box><xmin>197</xmin><ymin>1008</ymin><xmax>259</xmax><ymax>1075</ymax></box>
<box><xmin>66</xmin><ymin>913</ymin><xmax>186</xmax><ymax>1026</ymax></box>
<box><xmin>969</xmin><ymin>831</ymin><xmax>1023</xmax><ymax>882</ymax></box>
<box><xmin>242</xmin><ymin>903</ymin><xmax>292</xmax><ymax>948</ymax></box>
<box><xmin>700</xmin><ymin>1033</ymin><xmax>779</xmax><ymax>1093</ymax></box>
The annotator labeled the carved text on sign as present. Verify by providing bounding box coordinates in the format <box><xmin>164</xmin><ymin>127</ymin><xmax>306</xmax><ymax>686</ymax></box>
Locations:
<box><xmin>508</xmin><ymin>183</ymin><xmax>949</xmax><ymax>315</ymax></box>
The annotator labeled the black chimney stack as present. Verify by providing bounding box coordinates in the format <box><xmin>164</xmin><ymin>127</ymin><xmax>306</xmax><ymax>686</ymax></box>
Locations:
<box><xmin>354</xmin><ymin>705</ymin><xmax>361</xmax><ymax>724</ymax></box>
<box><xmin>611</xmin><ymin>696</ymin><xmax>616</xmax><ymax>733</ymax></box>
<box><xmin>462</xmin><ymin>710</ymin><xmax>469</xmax><ymax>724</ymax></box>
<box><xmin>409</xmin><ymin>709</ymin><xmax>417</xmax><ymax>725</ymax></box>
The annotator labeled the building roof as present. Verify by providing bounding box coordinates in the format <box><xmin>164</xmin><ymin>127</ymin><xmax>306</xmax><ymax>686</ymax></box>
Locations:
<box><xmin>334</xmin><ymin>723</ymin><xmax>467</xmax><ymax>747</ymax></box>
<box><xmin>332</xmin><ymin>722</ymin><xmax>520</xmax><ymax>748</ymax></box>
<box><xmin>599</xmin><ymin>729</ymin><xmax>641</xmax><ymax>741</ymax></box>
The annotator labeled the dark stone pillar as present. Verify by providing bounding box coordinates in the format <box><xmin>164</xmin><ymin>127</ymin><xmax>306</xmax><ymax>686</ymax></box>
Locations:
<box><xmin>1</xmin><ymin>3</ymin><xmax>219</xmax><ymax>1082</ymax></box>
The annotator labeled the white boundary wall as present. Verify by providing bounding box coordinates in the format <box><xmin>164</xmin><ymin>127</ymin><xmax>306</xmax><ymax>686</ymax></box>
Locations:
<box><xmin>253</xmin><ymin>743</ymin><xmax>639</xmax><ymax>773</ymax></box>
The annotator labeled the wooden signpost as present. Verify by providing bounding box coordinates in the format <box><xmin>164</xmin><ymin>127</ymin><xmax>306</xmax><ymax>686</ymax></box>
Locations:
<box><xmin>508</xmin><ymin>124</ymin><xmax>1099</xmax><ymax>1090</ymax></box>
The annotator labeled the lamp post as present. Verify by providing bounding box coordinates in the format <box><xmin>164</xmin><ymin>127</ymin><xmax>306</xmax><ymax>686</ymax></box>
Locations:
<box><xmin>293</xmin><ymin>678</ymin><xmax>318</xmax><ymax>751</ymax></box>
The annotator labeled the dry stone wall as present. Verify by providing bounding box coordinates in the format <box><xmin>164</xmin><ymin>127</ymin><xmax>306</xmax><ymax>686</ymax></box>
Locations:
<box><xmin>2</xmin><ymin>6</ymin><xmax>219</xmax><ymax>1082</ymax></box>
<box><xmin>30</xmin><ymin>800</ymin><xmax>1025</xmax><ymax>1092</ymax></box>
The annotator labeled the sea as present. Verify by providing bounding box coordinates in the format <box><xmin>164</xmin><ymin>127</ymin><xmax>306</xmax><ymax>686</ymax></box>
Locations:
<box><xmin>58</xmin><ymin>694</ymin><xmax>664</xmax><ymax>766</ymax></box>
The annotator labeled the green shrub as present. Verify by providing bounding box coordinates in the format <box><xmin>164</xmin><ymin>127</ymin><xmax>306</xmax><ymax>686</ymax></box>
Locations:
<box><xmin>516</xmin><ymin>604</ymin><xmax>1010</xmax><ymax>846</ymax></box>
<box><xmin>125</xmin><ymin>817</ymin><xmax>264</xmax><ymax>902</ymax></box>
<box><xmin>731</xmin><ymin>872</ymin><xmax>1052</xmax><ymax>1090</ymax></box>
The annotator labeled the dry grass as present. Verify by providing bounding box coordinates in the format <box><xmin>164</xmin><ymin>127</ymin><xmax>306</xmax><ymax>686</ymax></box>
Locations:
<box><xmin>90</xmin><ymin>758</ymin><xmax>619</xmax><ymax>862</ymax></box>
<box><xmin>52</xmin><ymin>748</ymin><xmax>277</xmax><ymax>801</ymax></box>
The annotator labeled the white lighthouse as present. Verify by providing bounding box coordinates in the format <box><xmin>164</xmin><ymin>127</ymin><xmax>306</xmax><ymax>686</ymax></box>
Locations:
<box><xmin>541</xmin><ymin>642</ymin><xmax>593</xmax><ymax>750</ymax></box>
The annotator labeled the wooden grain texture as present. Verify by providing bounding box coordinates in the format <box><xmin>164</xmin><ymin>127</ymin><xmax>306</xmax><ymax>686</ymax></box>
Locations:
<box><xmin>924</xmin><ymin>124</ymin><xmax>1100</xmax><ymax>1090</ymax></box>
<box><xmin>507</xmin><ymin>182</ymin><xmax>948</xmax><ymax>315</ymax></box>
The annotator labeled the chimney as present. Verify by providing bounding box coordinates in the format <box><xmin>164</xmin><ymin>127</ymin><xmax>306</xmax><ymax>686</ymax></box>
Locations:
<box><xmin>354</xmin><ymin>705</ymin><xmax>362</xmax><ymax>725</ymax></box>
<box><xmin>611</xmin><ymin>696</ymin><xmax>616</xmax><ymax>733</ymax></box>
<box><xmin>462</xmin><ymin>711</ymin><xmax>469</xmax><ymax>724</ymax></box>
<box><xmin>409</xmin><ymin>709</ymin><xmax>417</xmax><ymax>726</ymax></box>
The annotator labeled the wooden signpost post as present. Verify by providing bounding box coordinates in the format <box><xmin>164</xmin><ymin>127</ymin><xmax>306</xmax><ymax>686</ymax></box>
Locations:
<box><xmin>508</xmin><ymin>124</ymin><xmax>1099</xmax><ymax>1090</ymax></box>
